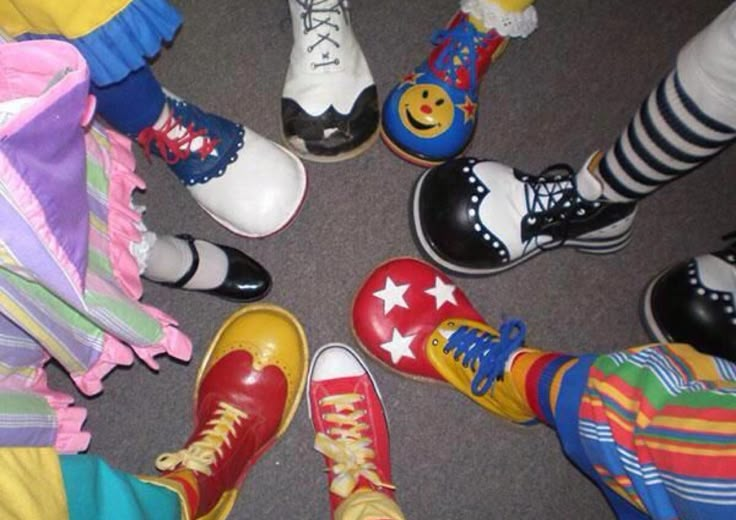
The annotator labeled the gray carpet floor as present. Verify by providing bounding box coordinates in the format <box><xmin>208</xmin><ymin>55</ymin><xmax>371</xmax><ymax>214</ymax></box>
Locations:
<box><xmin>47</xmin><ymin>1</ymin><xmax>736</xmax><ymax>518</ymax></box>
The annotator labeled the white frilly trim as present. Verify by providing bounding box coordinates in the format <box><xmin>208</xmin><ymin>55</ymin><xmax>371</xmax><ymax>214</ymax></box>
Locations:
<box><xmin>460</xmin><ymin>0</ymin><xmax>538</xmax><ymax>38</ymax></box>
<box><xmin>129</xmin><ymin>229</ymin><xmax>157</xmax><ymax>275</ymax></box>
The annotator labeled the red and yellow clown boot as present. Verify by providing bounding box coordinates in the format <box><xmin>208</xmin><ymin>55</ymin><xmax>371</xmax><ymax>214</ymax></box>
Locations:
<box><xmin>308</xmin><ymin>343</ymin><xmax>406</xmax><ymax>520</ymax></box>
<box><xmin>352</xmin><ymin>257</ymin><xmax>484</xmax><ymax>382</ymax></box>
<box><xmin>380</xmin><ymin>0</ymin><xmax>538</xmax><ymax>166</ymax></box>
<box><xmin>150</xmin><ymin>304</ymin><xmax>308</xmax><ymax>519</ymax></box>
<box><xmin>353</xmin><ymin>257</ymin><xmax>536</xmax><ymax>424</ymax></box>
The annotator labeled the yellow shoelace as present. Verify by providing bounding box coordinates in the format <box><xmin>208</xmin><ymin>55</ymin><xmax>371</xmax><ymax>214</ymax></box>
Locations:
<box><xmin>314</xmin><ymin>393</ymin><xmax>395</xmax><ymax>498</ymax></box>
<box><xmin>155</xmin><ymin>401</ymin><xmax>248</xmax><ymax>476</ymax></box>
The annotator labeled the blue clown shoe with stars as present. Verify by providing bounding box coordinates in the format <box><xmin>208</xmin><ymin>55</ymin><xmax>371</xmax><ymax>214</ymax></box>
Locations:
<box><xmin>380</xmin><ymin>11</ymin><xmax>509</xmax><ymax>167</ymax></box>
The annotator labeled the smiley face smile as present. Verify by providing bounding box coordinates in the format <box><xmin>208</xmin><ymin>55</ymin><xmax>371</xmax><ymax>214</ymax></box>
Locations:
<box><xmin>404</xmin><ymin>108</ymin><xmax>437</xmax><ymax>130</ymax></box>
<box><xmin>398</xmin><ymin>84</ymin><xmax>454</xmax><ymax>138</ymax></box>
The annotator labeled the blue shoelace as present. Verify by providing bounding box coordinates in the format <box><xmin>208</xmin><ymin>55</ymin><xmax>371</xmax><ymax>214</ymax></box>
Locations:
<box><xmin>430</xmin><ymin>17</ymin><xmax>483</xmax><ymax>92</ymax></box>
<box><xmin>442</xmin><ymin>319</ymin><xmax>527</xmax><ymax>396</ymax></box>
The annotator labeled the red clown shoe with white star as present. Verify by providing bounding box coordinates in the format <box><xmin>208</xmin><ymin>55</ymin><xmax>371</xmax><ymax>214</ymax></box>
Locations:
<box><xmin>352</xmin><ymin>257</ymin><xmax>484</xmax><ymax>382</ymax></box>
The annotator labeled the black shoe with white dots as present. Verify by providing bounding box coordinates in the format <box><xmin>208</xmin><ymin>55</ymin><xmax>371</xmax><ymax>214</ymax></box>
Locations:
<box><xmin>411</xmin><ymin>154</ymin><xmax>637</xmax><ymax>275</ymax></box>
<box><xmin>643</xmin><ymin>237</ymin><xmax>736</xmax><ymax>362</ymax></box>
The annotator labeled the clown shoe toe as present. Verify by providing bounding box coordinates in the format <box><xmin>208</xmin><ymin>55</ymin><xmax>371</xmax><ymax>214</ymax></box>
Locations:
<box><xmin>154</xmin><ymin>304</ymin><xmax>308</xmax><ymax>519</ymax></box>
<box><xmin>426</xmin><ymin>318</ymin><xmax>536</xmax><ymax>424</ymax></box>
<box><xmin>412</xmin><ymin>155</ymin><xmax>638</xmax><ymax>275</ymax></box>
<box><xmin>352</xmin><ymin>257</ymin><xmax>483</xmax><ymax>382</ymax></box>
<box><xmin>381</xmin><ymin>3</ymin><xmax>537</xmax><ymax>166</ymax></box>
<box><xmin>309</xmin><ymin>344</ymin><xmax>399</xmax><ymax>518</ymax></box>
<box><xmin>138</xmin><ymin>96</ymin><xmax>307</xmax><ymax>237</ymax></box>
<box><xmin>282</xmin><ymin>0</ymin><xmax>379</xmax><ymax>162</ymax></box>
<box><xmin>643</xmin><ymin>237</ymin><xmax>736</xmax><ymax>362</ymax></box>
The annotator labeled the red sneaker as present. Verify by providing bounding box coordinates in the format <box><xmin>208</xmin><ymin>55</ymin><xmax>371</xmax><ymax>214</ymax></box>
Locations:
<box><xmin>308</xmin><ymin>343</ymin><xmax>397</xmax><ymax>518</ymax></box>
<box><xmin>352</xmin><ymin>257</ymin><xmax>484</xmax><ymax>382</ymax></box>
<box><xmin>154</xmin><ymin>304</ymin><xmax>309</xmax><ymax>519</ymax></box>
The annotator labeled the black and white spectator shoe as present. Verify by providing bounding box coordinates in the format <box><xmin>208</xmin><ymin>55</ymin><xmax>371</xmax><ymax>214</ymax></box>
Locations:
<box><xmin>411</xmin><ymin>154</ymin><xmax>638</xmax><ymax>275</ymax></box>
<box><xmin>281</xmin><ymin>0</ymin><xmax>379</xmax><ymax>162</ymax></box>
<box><xmin>643</xmin><ymin>237</ymin><xmax>736</xmax><ymax>362</ymax></box>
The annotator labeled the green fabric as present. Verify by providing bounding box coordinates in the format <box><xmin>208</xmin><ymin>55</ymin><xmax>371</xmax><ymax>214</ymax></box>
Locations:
<box><xmin>60</xmin><ymin>454</ymin><xmax>181</xmax><ymax>520</ymax></box>
<box><xmin>0</xmin><ymin>390</ymin><xmax>53</xmax><ymax>415</ymax></box>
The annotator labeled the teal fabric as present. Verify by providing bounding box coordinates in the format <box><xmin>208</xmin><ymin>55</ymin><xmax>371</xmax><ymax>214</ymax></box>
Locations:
<box><xmin>60</xmin><ymin>454</ymin><xmax>181</xmax><ymax>520</ymax></box>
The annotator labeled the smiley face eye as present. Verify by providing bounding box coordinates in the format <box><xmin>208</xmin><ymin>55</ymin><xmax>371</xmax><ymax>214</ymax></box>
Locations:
<box><xmin>422</xmin><ymin>90</ymin><xmax>429</xmax><ymax>98</ymax></box>
<box><xmin>436</xmin><ymin>99</ymin><xmax>445</xmax><ymax>106</ymax></box>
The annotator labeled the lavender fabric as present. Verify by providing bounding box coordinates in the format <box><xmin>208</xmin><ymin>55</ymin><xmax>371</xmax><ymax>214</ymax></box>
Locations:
<box><xmin>0</xmin><ymin>79</ymin><xmax>90</xmax><ymax>302</ymax></box>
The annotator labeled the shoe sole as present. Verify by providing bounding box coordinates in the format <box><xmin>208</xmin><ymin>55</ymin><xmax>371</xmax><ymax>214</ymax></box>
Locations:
<box><xmin>282</xmin><ymin>125</ymin><xmax>381</xmax><ymax>164</ymax></box>
<box><xmin>194</xmin><ymin>303</ymin><xmax>309</xmax><ymax>520</ymax></box>
<box><xmin>379</xmin><ymin>125</ymin><xmax>447</xmax><ymax>168</ymax></box>
<box><xmin>410</xmin><ymin>166</ymin><xmax>636</xmax><ymax>276</ymax></box>
<box><xmin>196</xmin><ymin>143</ymin><xmax>309</xmax><ymax>238</ymax></box>
<box><xmin>640</xmin><ymin>269</ymin><xmax>673</xmax><ymax>344</ymax></box>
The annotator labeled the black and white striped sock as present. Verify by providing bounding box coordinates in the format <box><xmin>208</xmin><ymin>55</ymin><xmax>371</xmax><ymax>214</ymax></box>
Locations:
<box><xmin>596</xmin><ymin>69</ymin><xmax>736</xmax><ymax>203</ymax></box>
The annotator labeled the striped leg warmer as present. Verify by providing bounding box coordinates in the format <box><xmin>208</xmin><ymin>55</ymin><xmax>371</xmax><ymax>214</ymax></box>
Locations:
<box><xmin>596</xmin><ymin>4</ymin><xmax>736</xmax><ymax>202</ymax></box>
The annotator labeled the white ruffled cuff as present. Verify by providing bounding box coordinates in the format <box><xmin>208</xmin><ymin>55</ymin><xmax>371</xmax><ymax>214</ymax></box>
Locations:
<box><xmin>460</xmin><ymin>0</ymin><xmax>538</xmax><ymax>38</ymax></box>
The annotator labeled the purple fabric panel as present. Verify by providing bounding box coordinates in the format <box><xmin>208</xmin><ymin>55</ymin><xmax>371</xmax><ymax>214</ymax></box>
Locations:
<box><xmin>0</xmin><ymin>389</ymin><xmax>57</xmax><ymax>447</ymax></box>
<box><xmin>0</xmin><ymin>276</ymin><xmax>101</xmax><ymax>373</ymax></box>
<box><xmin>87</xmin><ymin>193</ymin><xmax>108</xmax><ymax>222</ymax></box>
<box><xmin>0</xmin><ymin>424</ymin><xmax>56</xmax><ymax>447</ymax></box>
<box><xmin>0</xmin><ymin>185</ymin><xmax>83</xmax><ymax>307</ymax></box>
<box><xmin>0</xmin><ymin>313</ymin><xmax>45</xmax><ymax>370</ymax></box>
<box><xmin>0</xmin><ymin>80</ymin><xmax>90</xmax><ymax>293</ymax></box>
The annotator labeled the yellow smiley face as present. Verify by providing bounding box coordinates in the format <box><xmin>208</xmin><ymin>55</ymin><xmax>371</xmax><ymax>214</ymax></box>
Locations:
<box><xmin>398</xmin><ymin>84</ymin><xmax>454</xmax><ymax>138</ymax></box>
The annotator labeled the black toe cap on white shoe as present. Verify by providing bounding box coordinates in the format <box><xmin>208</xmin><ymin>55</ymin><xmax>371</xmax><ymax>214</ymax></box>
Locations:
<box><xmin>282</xmin><ymin>85</ymin><xmax>379</xmax><ymax>160</ymax></box>
<box><xmin>412</xmin><ymin>158</ymin><xmax>508</xmax><ymax>273</ymax></box>
<box><xmin>644</xmin><ymin>251</ymin><xmax>736</xmax><ymax>362</ymax></box>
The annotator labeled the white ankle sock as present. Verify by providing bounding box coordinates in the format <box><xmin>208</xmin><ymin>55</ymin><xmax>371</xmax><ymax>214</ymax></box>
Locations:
<box><xmin>143</xmin><ymin>235</ymin><xmax>229</xmax><ymax>290</ymax></box>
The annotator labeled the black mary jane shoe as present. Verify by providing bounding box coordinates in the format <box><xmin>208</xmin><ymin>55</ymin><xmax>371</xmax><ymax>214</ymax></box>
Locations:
<box><xmin>158</xmin><ymin>234</ymin><xmax>271</xmax><ymax>302</ymax></box>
